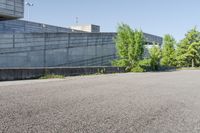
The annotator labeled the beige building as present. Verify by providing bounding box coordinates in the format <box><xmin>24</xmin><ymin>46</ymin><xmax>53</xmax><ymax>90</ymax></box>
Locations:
<box><xmin>70</xmin><ymin>24</ymin><xmax>100</xmax><ymax>33</ymax></box>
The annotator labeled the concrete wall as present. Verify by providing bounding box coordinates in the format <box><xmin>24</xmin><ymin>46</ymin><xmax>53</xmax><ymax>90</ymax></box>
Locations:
<box><xmin>0</xmin><ymin>0</ymin><xmax>24</xmax><ymax>20</ymax></box>
<box><xmin>0</xmin><ymin>20</ymin><xmax>82</xmax><ymax>33</ymax></box>
<box><xmin>0</xmin><ymin>32</ymin><xmax>117</xmax><ymax>68</ymax></box>
<box><xmin>144</xmin><ymin>33</ymin><xmax>163</xmax><ymax>45</ymax></box>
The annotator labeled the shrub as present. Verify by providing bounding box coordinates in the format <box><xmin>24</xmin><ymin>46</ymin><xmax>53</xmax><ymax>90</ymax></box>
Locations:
<box><xmin>131</xmin><ymin>59</ymin><xmax>151</xmax><ymax>72</ymax></box>
<box><xmin>131</xmin><ymin>66</ymin><xmax>145</xmax><ymax>72</ymax></box>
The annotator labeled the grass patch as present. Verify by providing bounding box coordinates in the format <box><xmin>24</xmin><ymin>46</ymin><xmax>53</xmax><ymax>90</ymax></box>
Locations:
<box><xmin>40</xmin><ymin>74</ymin><xmax>65</xmax><ymax>79</ymax></box>
<box><xmin>177</xmin><ymin>67</ymin><xmax>200</xmax><ymax>70</ymax></box>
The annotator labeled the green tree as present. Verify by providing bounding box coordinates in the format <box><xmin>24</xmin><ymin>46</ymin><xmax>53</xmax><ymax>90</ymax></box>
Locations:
<box><xmin>176</xmin><ymin>39</ymin><xmax>190</xmax><ymax>67</ymax></box>
<box><xmin>113</xmin><ymin>23</ymin><xmax>145</xmax><ymax>71</ymax></box>
<box><xmin>186</xmin><ymin>42</ymin><xmax>200</xmax><ymax>67</ymax></box>
<box><xmin>149</xmin><ymin>44</ymin><xmax>162</xmax><ymax>71</ymax></box>
<box><xmin>161</xmin><ymin>34</ymin><xmax>176</xmax><ymax>67</ymax></box>
<box><xmin>176</xmin><ymin>27</ymin><xmax>200</xmax><ymax>67</ymax></box>
<box><xmin>132</xmin><ymin>29</ymin><xmax>144</xmax><ymax>62</ymax></box>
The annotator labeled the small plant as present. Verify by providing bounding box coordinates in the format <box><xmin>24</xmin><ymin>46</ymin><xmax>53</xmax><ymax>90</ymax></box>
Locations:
<box><xmin>131</xmin><ymin>66</ymin><xmax>144</xmax><ymax>72</ymax></box>
<box><xmin>96</xmin><ymin>68</ymin><xmax>106</xmax><ymax>75</ymax></box>
<box><xmin>40</xmin><ymin>74</ymin><xmax>65</xmax><ymax>79</ymax></box>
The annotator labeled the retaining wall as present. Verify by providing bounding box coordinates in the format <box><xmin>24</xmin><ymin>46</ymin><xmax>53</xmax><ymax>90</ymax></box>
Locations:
<box><xmin>0</xmin><ymin>67</ymin><xmax>125</xmax><ymax>81</ymax></box>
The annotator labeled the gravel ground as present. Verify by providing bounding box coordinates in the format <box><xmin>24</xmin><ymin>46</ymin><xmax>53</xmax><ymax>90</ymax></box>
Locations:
<box><xmin>1</xmin><ymin>70</ymin><xmax>200</xmax><ymax>133</ymax></box>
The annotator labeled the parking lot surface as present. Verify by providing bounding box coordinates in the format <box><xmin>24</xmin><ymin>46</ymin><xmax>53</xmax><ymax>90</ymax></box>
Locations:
<box><xmin>1</xmin><ymin>70</ymin><xmax>200</xmax><ymax>133</ymax></box>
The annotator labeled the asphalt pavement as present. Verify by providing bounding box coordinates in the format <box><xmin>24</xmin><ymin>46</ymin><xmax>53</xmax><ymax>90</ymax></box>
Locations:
<box><xmin>1</xmin><ymin>70</ymin><xmax>200</xmax><ymax>133</ymax></box>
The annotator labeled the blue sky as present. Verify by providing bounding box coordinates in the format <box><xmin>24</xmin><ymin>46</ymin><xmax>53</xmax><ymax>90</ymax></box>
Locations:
<box><xmin>23</xmin><ymin>0</ymin><xmax>200</xmax><ymax>41</ymax></box>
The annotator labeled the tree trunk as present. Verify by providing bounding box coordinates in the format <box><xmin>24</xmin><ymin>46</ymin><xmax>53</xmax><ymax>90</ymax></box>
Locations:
<box><xmin>192</xmin><ymin>59</ymin><xmax>194</xmax><ymax>68</ymax></box>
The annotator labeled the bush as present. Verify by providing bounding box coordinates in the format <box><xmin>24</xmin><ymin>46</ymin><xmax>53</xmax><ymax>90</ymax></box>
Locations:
<box><xmin>131</xmin><ymin>59</ymin><xmax>151</xmax><ymax>72</ymax></box>
<box><xmin>131</xmin><ymin>66</ymin><xmax>145</xmax><ymax>72</ymax></box>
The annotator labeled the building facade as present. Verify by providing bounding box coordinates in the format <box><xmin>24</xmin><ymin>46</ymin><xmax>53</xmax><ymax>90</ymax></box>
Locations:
<box><xmin>0</xmin><ymin>0</ymin><xmax>162</xmax><ymax>68</ymax></box>
<box><xmin>0</xmin><ymin>0</ymin><xmax>24</xmax><ymax>20</ymax></box>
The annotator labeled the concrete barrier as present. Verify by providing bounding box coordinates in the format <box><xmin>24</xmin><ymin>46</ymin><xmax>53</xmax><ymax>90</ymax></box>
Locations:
<box><xmin>0</xmin><ymin>67</ymin><xmax>125</xmax><ymax>81</ymax></box>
